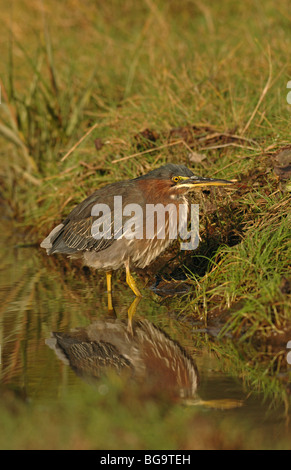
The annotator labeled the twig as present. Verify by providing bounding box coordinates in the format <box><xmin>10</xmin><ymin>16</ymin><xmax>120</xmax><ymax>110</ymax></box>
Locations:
<box><xmin>211</xmin><ymin>132</ymin><xmax>259</xmax><ymax>147</ymax></box>
<box><xmin>43</xmin><ymin>165</ymin><xmax>78</xmax><ymax>181</ymax></box>
<box><xmin>111</xmin><ymin>139</ymin><xmax>186</xmax><ymax>163</ymax></box>
<box><xmin>242</xmin><ymin>47</ymin><xmax>272</xmax><ymax>135</ymax></box>
<box><xmin>60</xmin><ymin>122</ymin><xmax>101</xmax><ymax>162</ymax></box>
<box><xmin>199</xmin><ymin>142</ymin><xmax>257</xmax><ymax>151</ymax></box>
<box><xmin>211</xmin><ymin>160</ymin><xmax>241</xmax><ymax>176</ymax></box>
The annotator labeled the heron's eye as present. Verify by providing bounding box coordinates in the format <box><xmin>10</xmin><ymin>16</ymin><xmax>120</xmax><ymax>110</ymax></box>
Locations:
<box><xmin>172</xmin><ymin>176</ymin><xmax>180</xmax><ymax>183</ymax></box>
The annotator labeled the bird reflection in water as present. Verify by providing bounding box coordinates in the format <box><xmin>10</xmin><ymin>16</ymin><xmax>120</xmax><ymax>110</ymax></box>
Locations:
<box><xmin>46</xmin><ymin>312</ymin><xmax>199</xmax><ymax>402</ymax></box>
<box><xmin>46</xmin><ymin>305</ymin><xmax>244</xmax><ymax>409</ymax></box>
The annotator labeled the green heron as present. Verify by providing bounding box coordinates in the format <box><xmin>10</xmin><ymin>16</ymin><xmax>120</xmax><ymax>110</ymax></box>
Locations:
<box><xmin>41</xmin><ymin>163</ymin><xmax>234</xmax><ymax>299</ymax></box>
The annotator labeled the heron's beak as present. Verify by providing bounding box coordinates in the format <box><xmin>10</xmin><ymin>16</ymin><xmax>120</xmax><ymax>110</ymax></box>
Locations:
<box><xmin>176</xmin><ymin>175</ymin><xmax>236</xmax><ymax>189</ymax></box>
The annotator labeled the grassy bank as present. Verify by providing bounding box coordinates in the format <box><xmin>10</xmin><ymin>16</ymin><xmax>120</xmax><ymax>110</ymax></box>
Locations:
<box><xmin>0</xmin><ymin>0</ymin><xmax>290</xmax><ymax>448</ymax></box>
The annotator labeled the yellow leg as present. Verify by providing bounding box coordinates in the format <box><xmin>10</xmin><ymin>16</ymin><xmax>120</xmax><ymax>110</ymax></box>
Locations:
<box><xmin>127</xmin><ymin>296</ymin><xmax>141</xmax><ymax>335</ymax></box>
<box><xmin>125</xmin><ymin>262</ymin><xmax>142</xmax><ymax>297</ymax></box>
<box><xmin>105</xmin><ymin>271</ymin><xmax>115</xmax><ymax>315</ymax></box>
<box><xmin>106</xmin><ymin>271</ymin><xmax>112</xmax><ymax>293</ymax></box>
<box><xmin>107</xmin><ymin>291</ymin><xmax>114</xmax><ymax>313</ymax></box>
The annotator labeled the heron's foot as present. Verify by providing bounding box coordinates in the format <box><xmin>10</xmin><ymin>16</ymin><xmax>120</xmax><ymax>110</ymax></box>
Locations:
<box><xmin>127</xmin><ymin>296</ymin><xmax>141</xmax><ymax>335</ymax></box>
<box><xmin>125</xmin><ymin>264</ymin><xmax>142</xmax><ymax>297</ymax></box>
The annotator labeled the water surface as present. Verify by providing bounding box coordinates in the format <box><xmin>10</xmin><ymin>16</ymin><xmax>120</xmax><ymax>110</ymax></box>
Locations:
<box><xmin>0</xmin><ymin>219</ymin><xmax>290</xmax><ymax>449</ymax></box>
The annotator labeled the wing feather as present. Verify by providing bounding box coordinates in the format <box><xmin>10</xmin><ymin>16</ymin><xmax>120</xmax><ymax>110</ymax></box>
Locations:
<box><xmin>42</xmin><ymin>180</ymin><xmax>145</xmax><ymax>256</ymax></box>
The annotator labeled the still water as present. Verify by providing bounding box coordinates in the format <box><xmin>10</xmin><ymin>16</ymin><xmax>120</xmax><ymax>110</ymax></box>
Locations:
<box><xmin>0</xmin><ymin>217</ymin><xmax>290</xmax><ymax>449</ymax></box>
